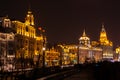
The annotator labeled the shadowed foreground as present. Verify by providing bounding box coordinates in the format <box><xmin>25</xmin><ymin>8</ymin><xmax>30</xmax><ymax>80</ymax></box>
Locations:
<box><xmin>64</xmin><ymin>65</ymin><xmax>95</xmax><ymax>80</ymax></box>
<box><xmin>64</xmin><ymin>61</ymin><xmax>120</xmax><ymax>80</ymax></box>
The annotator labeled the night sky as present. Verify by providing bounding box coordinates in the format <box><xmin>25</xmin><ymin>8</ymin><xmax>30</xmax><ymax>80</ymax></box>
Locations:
<box><xmin>0</xmin><ymin>0</ymin><xmax>120</xmax><ymax>49</ymax></box>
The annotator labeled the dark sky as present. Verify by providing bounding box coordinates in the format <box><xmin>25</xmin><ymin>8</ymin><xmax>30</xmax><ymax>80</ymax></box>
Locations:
<box><xmin>0</xmin><ymin>0</ymin><xmax>120</xmax><ymax>48</ymax></box>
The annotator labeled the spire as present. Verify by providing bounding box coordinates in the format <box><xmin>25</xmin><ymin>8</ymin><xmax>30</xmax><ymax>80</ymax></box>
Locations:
<box><xmin>101</xmin><ymin>23</ymin><xmax>106</xmax><ymax>32</ymax></box>
<box><xmin>28</xmin><ymin>2</ymin><xmax>31</xmax><ymax>11</ymax></box>
<box><xmin>25</xmin><ymin>3</ymin><xmax>34</xmax><ymax>26</ymax></box>
<box><xmin>79</xmin><ymin>29</ymin><xmax>90</xmax><ymax>47</ymax></box>
<box><xmin>28</xmin><ymin>2</ymin><xmax>32</xmax><ymax>14</ymax></box>
<box><xmin>6</xmin><ymin>15</ymin><xmax>8</xmax><ymax>18</ymax></box>
<box><xmin>100</xmin><ymin>22</ymin><xmax>108</xmax><ymax>45</ymax></box>
<box><xmin>99</xmin><ymin>23</ymin><xmax>113</xmax><ymax>47</ymax></box>
<box><xmin>82</xmin><ymin>29</ymin><xmax>86</xmax><ymax>37</ymax></box>
<box><xmin>28</xmin><ymin>1</ymin><xmax>32</xmax><ymax>14</ymax></box>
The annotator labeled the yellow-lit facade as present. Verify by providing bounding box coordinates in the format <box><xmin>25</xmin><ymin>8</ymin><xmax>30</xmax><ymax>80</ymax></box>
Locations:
<box><xmin>45</xmin><ymin>48</ymin><xmax>60</xmax><ymax>67</ymax></box>
<box><xmin>115</xmin><ymin>47</ymin><xmax>120</xmax><ymax>61</ymax></box>
<box><xmin>79</xmin><ymin>30</ymin><xmax>91</xmax><ymax>47</ymax></box>
<box><xmin>25</xmin><ymin>11</ymin><xmax>34</xmax><ymax>26</ymax></box>
<box><xmin>58</xmin><ymin>44</ymin><xmax>78</xmax><ymax>65</ymax></box>
<box><xmin>12</xmin><ymin>10</ymin><xmax>36</xmax><ymax>59</ymax></box>
<box><xmin>100</xmin><ymin>24</ymin><xmax>112</xmax><ymax>46</ymax></box>
<box><xmin>79</xmin><ymin>30</ymin><xmax>102</xmax><ymax>63</ymax></box>
<box><xmin>79</xmin><ymin>47</ymin><xmax>102</xmax><ymax>63</ymax></box>
<box><xmin>99</xmin><ymin>24</ymin><xmax>113</xmax><ymax>59</ymax></box>
<box><xmin>10</xmin><ymin>10</ymin><xmax>45</xmax><ymax>68</ymax></box>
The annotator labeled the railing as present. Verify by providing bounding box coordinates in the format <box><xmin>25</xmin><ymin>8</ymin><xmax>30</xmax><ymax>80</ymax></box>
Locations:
<box><xmin>0</xmin><ymin>68</ymin><xmax>33</xmax><ymax>80</ymax></box>
<box><xmin>0</xmin><ymin>65</ymin><xmax>79</xmax><ymax>80</ymax></box>
<box><xmin>37</xmin><ymin>69</ymin><xmax>78</xmax><ymax>80</ymax></box>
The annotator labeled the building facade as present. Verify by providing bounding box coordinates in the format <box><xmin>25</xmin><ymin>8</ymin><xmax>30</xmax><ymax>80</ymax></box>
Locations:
<box><xmin>45</xmin><ymin>47</ymin><xmax>60</xmax><ymax>67</ymax></box>
<box><xmin>57</xmin><ymin>44</ymin><xmax>78</xmax><ymax>66</ymax></box>
<box><xmin>78</xmin><ymin>30</ymin><xmax>102</xmax><ymax>63</ymax></box>
<box><xmin>0</xmin><ymin>10</ymin><xmax>45</xmax><ymax>69</ymax></box>
<box><xmin>99</xmin><ymin>23</ymin><xmax>113</xmax><ymax>60</ymax></box>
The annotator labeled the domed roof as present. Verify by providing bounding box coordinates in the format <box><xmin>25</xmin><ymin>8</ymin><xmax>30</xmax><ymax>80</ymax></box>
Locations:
<box><xmin>79</xmin><ymin>29</ymin><xmax>90</xmax><ymax>41</ymax></box>
<box><xmin>79</xmin><ymin>36</ymin><xmax>90</xmax><ymax>40</ymax></box>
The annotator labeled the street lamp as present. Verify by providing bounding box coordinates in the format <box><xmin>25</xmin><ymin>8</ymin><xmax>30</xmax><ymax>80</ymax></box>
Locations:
<box><xmin>42</xmin><ymin>47</ymin><xmax>46</xmax><ymax>68</ymax></box>
<box><xmin>77</xmin><ymin>45</ymin><xmax>80</xmax><ymax>64</ymax></box>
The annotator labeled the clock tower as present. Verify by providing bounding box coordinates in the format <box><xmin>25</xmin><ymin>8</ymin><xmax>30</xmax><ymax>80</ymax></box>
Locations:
<box><xmin>25</xmin><ymin>9</ymin><xmax>34</xmax><ymax>26</ymax></box>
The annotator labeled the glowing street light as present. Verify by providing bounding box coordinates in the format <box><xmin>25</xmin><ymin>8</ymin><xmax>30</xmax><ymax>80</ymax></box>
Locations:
<box><xmin>42</xmin><ymin>47</ymin><xmax>46</xmax><ymax>67</ymax></box>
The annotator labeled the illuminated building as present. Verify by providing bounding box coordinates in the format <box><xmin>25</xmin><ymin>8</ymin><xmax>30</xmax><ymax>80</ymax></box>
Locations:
<box><xmin>99</xmin><ymin>23</ymin><xmax>113</xmax><ymax>60</ymax></box>
<box><xmin>11</xmin><ymin>10</ymin><xmax>36</xmax><ymax>66</ymax></box>
<box><xmin>25</xmin><ymin>10</ymin><xmax>34</xmax><ymax>26</ymax></box>
<box><xmin>0</xmin><ymin>16</ymin><xmax>12</xmax><ymax>28</ymax></box>
<box><xmin>11</xmin><ymin>9</ymin><xmax>46</xmax><ymax>68</ymax></box>
<box><xmin>0</xmin><ymin>9</ymin><xmax>46</xmax><ymax>68</ymax></box>
<box><xmin>0</xmin><ymin>16</ymin><xmax>15</xmax><ymax>67</ymax></box>
<box><xmin>79</xmin><ymin>30</ymin><xmax>91</xmax><ymax>47</ymax></box>
<box><xmin>34</xmin><ymin>27</ymin><xmax>47</xmax><ymax>67</ymax></box>
<box><xmin>91</xmin><ymin>41</ymin><xmax>100</xmax><ymax>47</ymax></box>
<box><xmin>45</xmin><ymin>47</ymin><xmax>60</xmax><ymax>67</ymax></box>
<box><xmin>115</xmin><ymin>47</ymin><xmax>120</xmax><ymax>61</ymax></box>
<box><xmin>78</xmin><ymin>30</ymin><xmax>102</xmax><ymax>63</ymax></box>
<box><xmin>34</xmin><ymin>35</ymin><xmax>44</xmax><ymax>67</ymax></box>
<box><xmin>0</xmin><ymin>33</ymin><xmax>15</xmax><ymax>64</ymax></box>
<box><xmin>57</xmin><ymin>44</ymin><xmax>78</xmax><ymax>65</ymax></box>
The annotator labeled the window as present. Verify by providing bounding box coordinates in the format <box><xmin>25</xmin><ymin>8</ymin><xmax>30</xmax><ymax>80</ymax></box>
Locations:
<box><xmin>26</xmin><ymin>26</ymin><xmax>28</xmax><ymax>32</ymax></box>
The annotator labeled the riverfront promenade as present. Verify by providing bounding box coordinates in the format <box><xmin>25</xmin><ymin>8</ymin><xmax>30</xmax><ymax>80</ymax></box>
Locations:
<box><xmin>1</xmin><ymin>61</ymin><xmax>120</xmax><ymax>80</ymax></box>
<box><xmin>64</xmin><ymin>66</ymin><xmax>95</xmax><ymax>80</ymax></box>
<box><xmin>64</xmin><ymin>61</ymin><xmax>120</xmax><ymax>80</ymax></box>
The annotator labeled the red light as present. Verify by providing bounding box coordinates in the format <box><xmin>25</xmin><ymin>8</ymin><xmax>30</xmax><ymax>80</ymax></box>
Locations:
<box><xmin>38</xmin><ymin>27</ymin><xmax>42</xmax><ymax>30</ymax></box>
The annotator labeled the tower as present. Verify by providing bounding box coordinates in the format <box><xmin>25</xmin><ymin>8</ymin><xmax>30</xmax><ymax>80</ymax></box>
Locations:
<box><xmin>100</xmin><ymin>23</ymin><xmax>107</xmax><ymax>44</ymax></box>
<box><xmin>79</xmin><ymin>29</ymin><xmax>90</xmax><ymax>47</ymax></box>
<box><xmin>25</xmin><ymin>9</ymin><xmax>34</xmax><ymax>26</ymax></box>
<box><xmin>99</xmin><ymin>23</ymin><xmax>112</xmax><ymax>46</ymax></box>
<box><xmin>99</xmin><ymin>23</ymin><xmax>113</xmax><ymax>60</ymax></box>
<box><xmin>78</xmin><ymin>29</ymin><xmax>103</xmax><ymax>63</ymax></box>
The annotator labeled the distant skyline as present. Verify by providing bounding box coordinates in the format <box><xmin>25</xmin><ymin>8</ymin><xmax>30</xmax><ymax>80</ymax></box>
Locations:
<box><xmin>0</xmin><ymin>0</ymin><xmax>120</xmax><ymax>48</ymax></box>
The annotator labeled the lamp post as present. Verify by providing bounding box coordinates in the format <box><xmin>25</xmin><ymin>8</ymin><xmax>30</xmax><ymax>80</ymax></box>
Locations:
<box><xmin>42</xmin><ymin>47</ymin><xmax>46</xmax><ymax>69</ymax></box>
<box><xmin>77</xmin><ymin>45</ymin><xmax>80</xmax><ymax>64</ymax></box>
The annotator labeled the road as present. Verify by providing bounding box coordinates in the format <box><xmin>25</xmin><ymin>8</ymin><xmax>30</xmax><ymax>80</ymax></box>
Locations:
<box><xmin>64</xmin><ymin>62</ymin><xmax>120</xmax><ymax>80</ymax></box>
<box><xmin>64</xmin><ymin>66</ymin><xmax>95</xmax><ymax>80</ymax></box>
<box><xmin>1</xmin><ymin>62</ymin><xmax>120</xmax><ymax>80</ymax></box>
